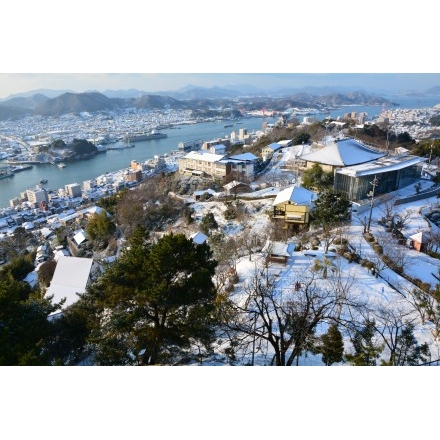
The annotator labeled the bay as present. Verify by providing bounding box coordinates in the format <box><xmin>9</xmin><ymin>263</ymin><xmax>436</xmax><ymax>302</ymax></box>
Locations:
<box><xmin>0</xmin><ymin>117</ymin><xmax>272</xmax><ymax>209</ymax></box>
<box><xmin>1</xmin><ymin>94</ymin><xmax>439</xmax><ymax>210</ymax></box>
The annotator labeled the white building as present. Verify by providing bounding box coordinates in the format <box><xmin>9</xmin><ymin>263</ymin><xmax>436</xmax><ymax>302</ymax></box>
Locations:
<box><xmin>26</xmin><ymin>187</ymin><xmax>49</xmax><ymax>206</ymax></box>
<box><xmin>64</xmin><ymin>183</ymin><xmax>82</xmax><ymax>198</ymax></box>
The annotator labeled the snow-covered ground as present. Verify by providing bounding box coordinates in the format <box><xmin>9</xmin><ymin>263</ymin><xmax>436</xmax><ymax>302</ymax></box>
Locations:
<box><xmin>179</xmin><ymin>143</ymin><xmax>440</xmax><ymax>366</ymax></box>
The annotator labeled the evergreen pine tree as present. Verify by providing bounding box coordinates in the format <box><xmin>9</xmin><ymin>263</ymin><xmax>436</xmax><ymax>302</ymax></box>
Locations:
<box><xmin>320</xmin><ymin>323</ymin><xmax>344</xmax><ymax>366</ymax></box>
<box><xmin>345</xmin><ymin>319</ymin><xmax>384</xmax><ymax>366</ymax></box>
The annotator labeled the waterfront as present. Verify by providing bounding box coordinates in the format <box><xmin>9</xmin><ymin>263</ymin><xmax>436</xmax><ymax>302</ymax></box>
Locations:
<box><xmin>1</xmin><ymin>95</ymin><xmax>439</xmax><ymax>210</ymax></box>
<box><xmin>0</xmin><ymin>116</ymin><xmax>272</xmax><ymax>208</ymax></box>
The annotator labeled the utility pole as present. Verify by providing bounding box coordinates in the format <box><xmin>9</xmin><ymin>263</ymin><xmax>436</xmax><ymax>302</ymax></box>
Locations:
<box><xmin>386</xmin><ymin>127</ymin><xmax>389</xmax><ymax>154</ymax></box>
<box><xmin>367</xmin><ymin>175</ymin><xmax>379</xmax><ymax>233</ymax></box>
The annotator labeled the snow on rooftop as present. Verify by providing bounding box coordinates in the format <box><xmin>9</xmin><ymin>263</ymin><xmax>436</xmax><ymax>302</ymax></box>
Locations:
<box><xmin>46</xmin><ymin>256</ymin><xmax>93</xmax><ymax>315</ymax></box>
<box><xmin>73</xmin><ymin>229</ymin><xmax>88</xmax><ymax>246</ymax></box>
<box><xmin>183</xmin><ymin>151</ymin><xmax>226</xmax><ymax>162</ymax></box>
<box><xmin>228</xmin><ymin>152</ymin><xmax>259</xmax><ymax>161</ymax></box>
<box><xmin>300</xmin><ymin>138</ymin><xmax>386</xmax><ymax>166</ymax></box>
<box><xmin>336</xmin><ymin>154</ymin><xmax>426</xmax><ymax>177</ymax></box>
<box><xmin>272</xmin><ymin>185</ymin><xmax>317</xmax><ymax>206</ymax></box>
<box><xmin>190</xmin><ymin>231</ymin><xmax>208</xmax><ymax>244</ymax></box>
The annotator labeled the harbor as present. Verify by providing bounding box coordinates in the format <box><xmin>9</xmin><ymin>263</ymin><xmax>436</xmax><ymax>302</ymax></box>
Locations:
<box><xmin>0</xmin><ymin>116</ymin><xmax>271</xmax><ymax>209</ymax></box>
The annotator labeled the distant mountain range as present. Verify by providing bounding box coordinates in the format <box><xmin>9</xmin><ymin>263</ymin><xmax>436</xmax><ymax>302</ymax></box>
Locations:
<box><xmin>0</xmin><ymin>83</ymin><xmax>437</xmax><ymax>121</ymax></box>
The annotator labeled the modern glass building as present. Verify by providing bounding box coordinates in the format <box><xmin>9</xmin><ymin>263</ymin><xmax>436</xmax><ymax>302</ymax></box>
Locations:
<box><xmin>334</xmin><ymin>154</ymin><xmax>426</xmax><ymax>202</ymax></box>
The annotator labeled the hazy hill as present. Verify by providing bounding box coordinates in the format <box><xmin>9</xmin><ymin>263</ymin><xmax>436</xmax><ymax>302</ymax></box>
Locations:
<box><xmin>146</xmin><ymin>85</ymin><xmax>243</xmax><ymax>100</ymax></box>
<box><xmin>101</xmin><ymin>88</ymin><xmax>148</xmax><ymax>99</ymax></box>
<box><xmin>33</xmin><ymin>92</ymin><xmax>123</xmax><ymax>116</ymax></box>
<box><xmin>132</xmin><ymin>94</ymin><xmax>191</xmax><ymax>110</ymax></box>
<box><xmin>2</xmin><ymin>93</ymin><xmax>50</xmax><ymax>109</ymax></box>
<box><xmin>1</xmin><ymin>89</ymin><xmax>74</xmax><ymax>101</ymax></box>
<box><xmin>0</xmin><ymin>88</ymin><xmax>402</xmax><ymax>120</ymax></box>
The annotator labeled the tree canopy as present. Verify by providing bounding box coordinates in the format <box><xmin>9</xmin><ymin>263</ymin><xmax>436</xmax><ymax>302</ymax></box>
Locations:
<box><xmin>83</xmin><ymin>229</ymin><xmax>219</xmax><ymax>365</ymax></box>
<box><xmin>0</xmin><ymin>261</ymin><xmax>60</xmax><ymax>365</ymax></box>
<box><xmin>301</xmin><ymin>163</ymin><xmax>334</xmax><ymax>191</ymax></box>
<box><xmin>70</xmin><ymin>138</ymin><xmax>98</xmax><ymax>155</ymax></box>
<box><xmin>86</xmin><ymin>210</ymin><xmax>116</xmax><ymax>246</ymax></box>
<box><xmin>311</xmin><ymin>189</ymin><xmax>352</xmax><ymax>232</ymax></box>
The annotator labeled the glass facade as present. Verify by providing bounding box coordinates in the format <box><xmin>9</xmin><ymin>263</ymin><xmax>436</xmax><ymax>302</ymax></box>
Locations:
<box><xmin>334</xmin><ymin>163</ymin><xmax>421</xmax><ymax>202</ymax></box>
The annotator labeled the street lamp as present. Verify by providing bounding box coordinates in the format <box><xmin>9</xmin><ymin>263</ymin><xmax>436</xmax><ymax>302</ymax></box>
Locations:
<box><xmin>366</xmin><ymin>175</ymin><xmax>379</xmax><ymax>233</ymax></box>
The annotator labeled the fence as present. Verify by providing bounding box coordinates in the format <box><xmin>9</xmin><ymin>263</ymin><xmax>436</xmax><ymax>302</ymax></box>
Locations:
<box><xmin>394</xmin><ymin>184</ymin><xmax>440</xmax><ymax>206</ymax></box>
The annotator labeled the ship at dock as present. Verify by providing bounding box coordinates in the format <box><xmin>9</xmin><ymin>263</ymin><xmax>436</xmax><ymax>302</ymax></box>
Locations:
<box><xmin>0</xmin><ymin>166</ymin><xmax>14</xmax><ymax>179</ymax></box>
<box><xmin>124</xmin><ymin>129</ymin><xmax>167</xmax><ymax>142</ymax></box>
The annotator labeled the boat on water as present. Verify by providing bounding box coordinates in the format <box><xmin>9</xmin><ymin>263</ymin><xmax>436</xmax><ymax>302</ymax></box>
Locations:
<box><xmin>10</xmin><ymin>164</ymin><xmax>33</xmax><ymax>173</ymax></box>
<box><xmin>0</xmin><ymin>166</ymin><xmax>14</xmax><ymax>179</ymax></box>
<box><xmin>40</xmin><ymin>178</ymin><xmax>48</xmax><ymax>184</ymax></box>
<box><xmin>125</xmin><ymin>129</ymin><xmax>167</xmax><ymax>142</ymax></box>
<box><xmin>58</xmin><ymin>163</ymin><xmax>66</xmax><ymax>168</ymax></box>
<box><xmin>224</xmin><ymin>124</ymin><xmax>233</xmax><ymax>128</ymax></box>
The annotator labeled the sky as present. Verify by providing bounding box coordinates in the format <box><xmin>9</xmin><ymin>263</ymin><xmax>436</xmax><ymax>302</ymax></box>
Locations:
<box><xmin>2</xmin><ymin>73</ymin><xmax>440</xmax><ymax>99</ymax></box>
<box><xmin>1</xmin><ymin>3</ymin><xmax>439</xmax><ymax>100</ymax></box>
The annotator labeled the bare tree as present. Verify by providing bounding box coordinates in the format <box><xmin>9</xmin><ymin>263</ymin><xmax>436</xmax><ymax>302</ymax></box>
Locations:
<box><xmin>377</xmin><ymin>193</ymin><xmax>399</xmax><ymax>220</ymax></box>
<box><xmin>371</xmin><ymin>303</ymin><xmax>430</xmax><ymax>365</ymax></box>
<box><xmin>326</xmin><ymin>258</ymin><xmax>359</xmax><ymax>320</ymax></box>
<box><xmin>427</xmin><ymin>228</ymin><xmax>440</xmax><ymax>253</ymax></box>
<box><xmin>237</xmin><ymin>226</ymin><xmax>259</xmax><ymax>261</ymax></box>
<box><xmin>401</xmin><ymin>284</ymin><xmax>440</xmax><ymax>359</ymax></box>
<box><xmin>220</xmin><ymin>263</ymin><xmax>341</xmax><ymax>366</ymax></box>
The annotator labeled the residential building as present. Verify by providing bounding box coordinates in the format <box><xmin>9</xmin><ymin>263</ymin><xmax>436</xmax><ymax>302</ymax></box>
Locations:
<box><xmin>178</xmin><ymin>139</ymin><xmax>203</xmax><ymax>152</ymax></box>
<box><xmin>223</xmin><ymin>180</ymin><xmax>252</xmax><ymax>196</ymax></box>
<box><xmin>190</xmin><ymin>231</ymin><xmax>208</xmax><ymax>245</ymax></box>
<box><xmin>202</xmin><ymin>139</ymin><xmax>222</xmax><ymax>150</ymax></box>
<box><xmin>272</xmin><ymin>185</ymin><xmax>317</xmax><ymax>236</ymax></box>
<box><xmin>64</xmin><ymin>183</ymin><xmax>82</xmax><ymax>198</ymax></box>
<box><xmin>178</xmin><ymin>151</ymin><xmax>230</xmax><ymax>181</ymax></box>
<box><xmin>238</xmin><ymin>128</ymin><xmax>248</xmax><ymax>140</ymax></box>
<box><xmin>83</xmin><ymin>180</ymin><xmax>96</xmax><ymax>191</ymax></box>
<box><xmin>26</xmin><ymin>187</ymin><xmax>49</xmax><ymax>206</ymax></box>
<box><xmin>262</xmin><ymin>240</ymin><xmax>297</xmax><ymax>265</ymax></box>
<box><xmin>224</xmin><ymin>153</ymin><xmax>258</xmax><ymax>182</ymax></box>
<box><xmin>130</xmin><ymin>160</ymin><xmax>144</xmax><ymax>172</ymax></box>
<box><xmin>261</xmin><ymin>142</ymin><xmax>282</xmax><ymax>161</ymax></box>
<box><xmin>126</xmin><ymin>169</ymin><xmax>143</xmax><ymax>182</ymax></box>
<box><xmin>209</xmin><ymin>144</ymin><xmax>227</xmax><ymax>155</ymax></box>
<box><xmin>153</xmin><ymin>155</ymin><xmax>166</xmax><ymax>170</ymax></box>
